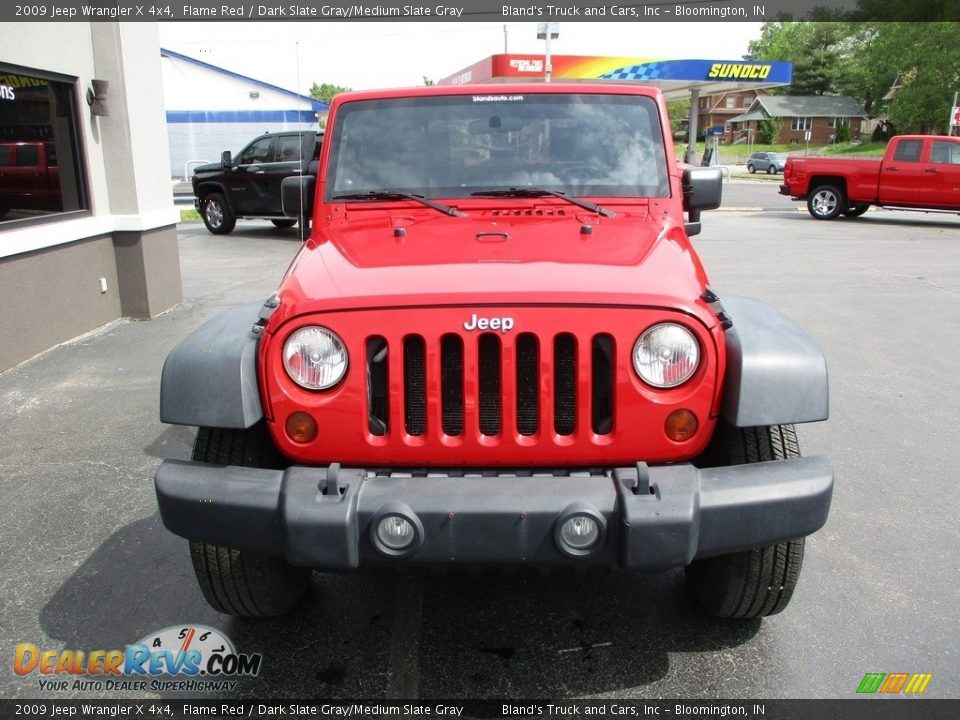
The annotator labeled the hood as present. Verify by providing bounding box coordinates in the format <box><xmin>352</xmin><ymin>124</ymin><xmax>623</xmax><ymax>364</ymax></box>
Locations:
<box><xmin>274</xmin><ymin>203</ymin><xmax>710</xmax><ymax>320</ymax></box>
<box><xmin>192</xmin><ymin>161</ymin><xmax>222</xmax><ymax>176</ymax></box>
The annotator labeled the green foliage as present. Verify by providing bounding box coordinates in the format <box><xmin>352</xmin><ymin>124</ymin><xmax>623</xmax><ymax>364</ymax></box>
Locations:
<box><xmin>422</xmin><ymin>76</ymin><xmax>436</xmax><ymax>86</ymax></box>
<box><xmin>758</xmin><ymin>117</ymin><xmax>783</xmax><ymax>144</ymax></box>
<box><xmin>667</xmin><ymin>98</ymin><xmax>690</xmax><ymax>139</ymax></box>
<box><xmin>746</xmin><ymin>20</ymin><xmax>960</xmax><ymax>134</ymax></box>
<box><xmin>309</xmin><ymin>82</ymin><xmax>351</xmax><ymax>105</ymax></box>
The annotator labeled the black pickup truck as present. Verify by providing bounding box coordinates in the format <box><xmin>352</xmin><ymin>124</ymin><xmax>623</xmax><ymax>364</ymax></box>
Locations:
<box><xmin>192</xmin><ymin>131</ymin><xmax>321</xmax><ymax>236</ymax></box>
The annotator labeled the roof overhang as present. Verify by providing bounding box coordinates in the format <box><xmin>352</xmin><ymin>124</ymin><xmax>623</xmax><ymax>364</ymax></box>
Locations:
<box><xmin>440</xmin><ymin>54</ymin><xmax>792</xmax><ymax>100</ymax></box>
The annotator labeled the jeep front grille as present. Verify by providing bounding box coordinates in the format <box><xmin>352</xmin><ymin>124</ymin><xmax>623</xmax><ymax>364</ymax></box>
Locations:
<box><xmin>365</xmin><ymin>331</ymin><xmax>615</xmax><ymax>440</ymax></box>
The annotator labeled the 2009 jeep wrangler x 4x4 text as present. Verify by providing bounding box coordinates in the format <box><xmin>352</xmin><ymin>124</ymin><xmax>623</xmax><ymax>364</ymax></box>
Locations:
<box><xmin>156</xmin><ymin>84</ymin><xmax>833</xmax><ymax>619</ymax></box>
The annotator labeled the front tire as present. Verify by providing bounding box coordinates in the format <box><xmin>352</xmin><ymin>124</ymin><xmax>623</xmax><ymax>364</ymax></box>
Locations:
<box><xmin>767</xmin><ymin>165</ymin><xmax>776</xmax><ymax>175</ymax></box>
<box><xmin>807</xmin><ymin>184</ymin><xmax>845</xmax><ymax>220</ymax></box>
<box><xmin>200</xmin><ymin>193</ymin><xmax>237</xmax><ymax>235</ymax></box>
<box><xmin>686</xmin><ymin>425</ymin><xmax>807</xmax><ymax>619</ymax></box>
<box><xmin>188</xmin><ymin>424</ymin><xmax>309</xmax><ymax>617</ymax></box>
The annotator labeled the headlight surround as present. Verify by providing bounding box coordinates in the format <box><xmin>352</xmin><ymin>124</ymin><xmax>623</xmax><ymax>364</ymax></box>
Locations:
<box><xmin>632</xmin><ymin>323</ymin><xmax>700</xmax><ymax>388</ymax></box>
<box><xmin>283</xmin><ymin>326</ymin><xmax>348</xmax><ymax>390</ymax></box>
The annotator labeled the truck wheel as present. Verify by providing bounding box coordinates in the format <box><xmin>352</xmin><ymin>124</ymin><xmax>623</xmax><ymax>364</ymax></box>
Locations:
<box><xmin>685</xmin><ymin>425</ymin><xmax>807</xmax><ymax>619</ymax></box>
<box><xmin>188</xmin><ymin>424</ymin><xmax>310</xmax><ymax>617</ymax></box>
<box><xmin>842</xmin><ymin>203</ymin><xmax>869</xmax><ymax>218</ymax></box>
<box><xmin>271</xmin><ymin>219</ymin><xmax>296</xmax><ymax>229</ymax></box>
<box><xmin>200</xmin><ymin>193</ymin><xmax>237</xmax><ymax>235</ymax></box>
<box><xmin>746</xmin><ymin>164</ymin><xmax>755</xmax><ymax>174</ymax></box>
<box><xmin>807</xmin><ymin>185</ymin><xmax>845</xmax><ymax>220</ymax></box>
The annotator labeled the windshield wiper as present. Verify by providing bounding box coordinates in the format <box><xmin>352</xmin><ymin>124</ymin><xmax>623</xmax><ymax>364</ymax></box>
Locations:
<box><xmin>470</xmin><ymin>188</ymin><xmax>615</xmax><ymax>218</ymax></box>
<box><xmin>333</xmin><ymin>190</ymin><xmax>465</xmax><ymax>217</ymax></box>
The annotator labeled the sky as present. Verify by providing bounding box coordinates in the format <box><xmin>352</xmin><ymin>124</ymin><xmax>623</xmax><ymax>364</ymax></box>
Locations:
<box><xmin>157</xmin><ymin>22</ymin><xmax>766</xmax><ymax>95</ymax></box>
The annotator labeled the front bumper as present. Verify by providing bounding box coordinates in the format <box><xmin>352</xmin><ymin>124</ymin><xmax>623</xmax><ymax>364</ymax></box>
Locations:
<box><xmin>155</xmin><ymin>457</ymin><xmax>832</xmax><ymax>571</ymax></box>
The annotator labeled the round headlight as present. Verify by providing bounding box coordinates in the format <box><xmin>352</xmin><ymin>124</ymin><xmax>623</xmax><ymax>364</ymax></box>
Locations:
<box><xmin>283</xmin><ymin>326</ymin><xmax>348</xmax><ymax>390</ymax></box>
<box><xmin>633</xmin><ymin>323</ymin><xmax>700</xmax><ymax>388</ymax></box>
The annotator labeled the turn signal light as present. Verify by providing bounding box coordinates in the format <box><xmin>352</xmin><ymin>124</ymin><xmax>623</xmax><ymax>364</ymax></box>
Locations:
<box><xmin>665</xmin><ymin>409</ymin><xmax>698</xmax><ymax>442</ymax></box>
<box><xmin>285</xmin><ymin>412</ymin><xmax>318</xmax><ymax>443</ymax></box>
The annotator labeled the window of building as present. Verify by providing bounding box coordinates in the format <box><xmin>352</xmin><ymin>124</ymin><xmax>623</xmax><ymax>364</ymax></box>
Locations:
<box><xmin>0</xmin><ymin>63</ymin><xmax>87</xmax><ymax>227</ymax></box>
<box><xmin>725</xmin><ymin>96</ymin><xmax>736</xmax><ymax>108</ymax></box>
<box><xmin>791</xmin><ymin>117</ymin><xmax>812</xmax><ymax>131</ymax></box>
<box><xmin>828</xmin><ymin>117</ymin><xmax>849</xmax><ymax>129</ymax></box>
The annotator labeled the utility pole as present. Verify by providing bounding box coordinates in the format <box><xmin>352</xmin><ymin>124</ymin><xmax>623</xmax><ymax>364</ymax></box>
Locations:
<box><xmin>503</xmin><ymin>24</ymin><xmax>508</xmax><ymax>53</ymax></box>
<box><xmin>537</xmin><ymin>23</ymin><xmax>559</xmax><ymax>83</ymax></box>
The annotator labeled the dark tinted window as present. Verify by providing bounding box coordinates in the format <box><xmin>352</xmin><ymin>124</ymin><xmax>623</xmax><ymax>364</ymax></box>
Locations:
<box><xmin>237</xmin><ymin>136</ymin><xmax>274</xmax><ymax>164</ymax></box>
<box><xmin>276</xmin><ymin>135</ymin><xmax>302</xmax><ymax>162</ymax></box>
<box><xmin>15</xmin><ymin>144</ymin><xmax>38</xmax><ymax>166</ymax></box>
<box><xmin>893</xmin><ymin>140</ymin><xmax>922</xmax><ymax>163</ymax></box>
<box><xmin>0</xmin><ymin>64</ymin><xmax>87</xmax><ymax>224</ymax></box>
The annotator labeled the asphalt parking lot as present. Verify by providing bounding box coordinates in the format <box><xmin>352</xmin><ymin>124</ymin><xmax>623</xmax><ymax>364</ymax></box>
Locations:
<box><xmin>2</xmin><ymin>202</ymin><xmax>959</xmax><ymax>701</ymax></box>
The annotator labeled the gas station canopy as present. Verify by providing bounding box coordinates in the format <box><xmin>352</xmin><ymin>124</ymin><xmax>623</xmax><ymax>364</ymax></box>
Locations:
<box><xmin>439</xmin><ymin>54</ymin><xmax>792</xmax><ymax>100</ymax></box>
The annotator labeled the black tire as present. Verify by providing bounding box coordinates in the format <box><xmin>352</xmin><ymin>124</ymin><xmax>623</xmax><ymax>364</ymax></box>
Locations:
<box><xmin>842</xmin><ymin>203</ymin><xmax>869</xmax><ymax>218</ymax></box>
<box><xmin>686</xmin><ymin>425</ymin><xmax>807</xmax><ymax>619</ymax></box>
<box><xmin>271</xmin><ymin>218</ymin><xmax>297</xmax><ymax>229</ymax></box>
<box><xmin>746</xmin><ymin>164</ymin><xmax>755</xmax><ymax>174</ymax></box>
<box><xmin>188</xmin><ymin>424</ymin><xmax>309</xmax><ymax>617</ymax></box>
<box><xmin>200</xmin><ymin>193</ymin><xmax>236</xmax><ymax>235</ymax></box>
<box><xmin>806</xmin><ymin>184</ymin><xmax>845</xmax><ymax>220</ymax></box>
<box><xmin>767</xmin><ymin>164</ymin><xmax>776</xmax><ymax>175</ymax></box>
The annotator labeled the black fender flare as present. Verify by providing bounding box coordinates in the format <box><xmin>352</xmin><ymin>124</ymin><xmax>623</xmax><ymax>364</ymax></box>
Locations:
<box><xmin>160</xmin><ymin>303</ymin><xmax>263</xmax><ymax>429</ymax></box>
<box><xmin>718</xmin><ymin>294</ymin><xmax>829</xmax><ymax>427</ymax></box>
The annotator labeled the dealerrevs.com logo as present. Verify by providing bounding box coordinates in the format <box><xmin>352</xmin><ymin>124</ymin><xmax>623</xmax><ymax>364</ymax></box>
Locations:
<box><xmin>14</xmin><ymin>625</ymin><xmax>262</xmax><ymax>692</ymax></box>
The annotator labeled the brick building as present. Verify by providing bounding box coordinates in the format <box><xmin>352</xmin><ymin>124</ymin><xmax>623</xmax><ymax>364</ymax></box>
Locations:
<box><xmin>697</xmin><ymin>89</ymin><xmax>769</xmax><ymax>144</ymax></box>
<box><xmin>728</xmin><ymin>95</ymin><xmax>867</xmax><ymax>145</ymax></box>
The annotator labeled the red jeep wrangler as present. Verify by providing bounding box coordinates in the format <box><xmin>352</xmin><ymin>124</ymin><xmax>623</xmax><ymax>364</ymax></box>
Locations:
<box><xmin>156</xmin><ymin>84</ymin><xmax>833</xmax><ymax>619</ymax></box>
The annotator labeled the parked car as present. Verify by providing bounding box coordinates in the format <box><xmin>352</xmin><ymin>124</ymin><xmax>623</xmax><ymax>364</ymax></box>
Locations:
<box><xmin>781</xmin><ymin>135</ymin><xmax>960</xmax><ymax>219</ymax></box>
<box><xmin>192</xmin><ymin>131</ymin><xmax>321</xmax><ymax>236</ymax></box>
<box><xmin>746</xmin><ymin>152</ymin><xmax>786</xmax><ymax>174</ymax></box>
<box><xmin>156</xmin><ymin>83</ymin><xmax>833</xmax><ymax>620</ymax></box>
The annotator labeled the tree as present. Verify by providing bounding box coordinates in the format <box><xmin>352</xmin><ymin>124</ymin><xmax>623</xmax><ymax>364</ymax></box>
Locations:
<box><xmin>422</xmin><ymin>76</ymin><xmax>436</xmax><ymax>86</ymax></box>
<box><xmin>667</xmin><ymin>98</ymin><xmax>690</xmax><ymax>140</ymax></box>
<box><xmin>758</xmin><ymin>118</ymin><xmax>783</xmax><ymax>144</ymax></box>
<box><xmin>309</xmin><ymin>82</ymin><xmax>351</xmax><ymax>105</ymax></box>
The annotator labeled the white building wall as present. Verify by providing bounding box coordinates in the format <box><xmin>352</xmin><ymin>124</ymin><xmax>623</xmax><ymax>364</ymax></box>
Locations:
<box><xmin>161</xmin><ymin>54</ymin><xmax>321</xmax><ymax>178</ymax></box>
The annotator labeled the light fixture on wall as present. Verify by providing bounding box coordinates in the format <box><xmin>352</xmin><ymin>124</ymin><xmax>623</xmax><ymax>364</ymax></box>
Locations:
<box><xmin>86</xmin><ymin>79</ymin><xmax>109</xmax><ymax>116</ymax></box>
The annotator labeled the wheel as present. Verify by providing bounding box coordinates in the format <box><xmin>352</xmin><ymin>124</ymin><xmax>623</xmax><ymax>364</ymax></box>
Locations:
<box><xmin>686</xmin><ymin>425</ymin><xmax>807</xmax><ymax>619</ymax></box>
<box><xmin>746</xmin><ymin>164</ymin><xmax>755</xmax><ymax>174</ymax></box>
<box><xmin>806</xmin><ymin>184</ymin><xmax>845</xmax><ymax>220</ymax></box>
<box><xmin>271</xmin><ymin>219</ymin><xmax>296</xmax><ymax>229</ymax></box>
<box><xmin>842</xmin><ymin>203</ymin><xmax>869</xmax><ymax>217</ymax></box>
<box><xmin>767</xmin><ymin>165</ymin><xmax>776</xmax><ymax>175</ymax></box>
<box><xmin>200</xmin><ymin>193</ymin><xmax>236</xmax><ymax>235</ymax></box>
<box><xmin>188</xmin><ymin>424</ymin><xmax>309</xmax><ymax>617</ymax></box>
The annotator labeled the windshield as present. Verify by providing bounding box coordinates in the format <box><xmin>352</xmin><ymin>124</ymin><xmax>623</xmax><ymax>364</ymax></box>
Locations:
<box><xmin>325</xmin><ymin>93</ymin><xmax>670</xmax><ymax>201</ymax></box>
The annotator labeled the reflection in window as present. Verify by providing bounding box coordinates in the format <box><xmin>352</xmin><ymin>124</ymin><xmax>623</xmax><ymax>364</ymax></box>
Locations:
<box><xmin>0</xmin><ymin>64</ymin><xmax>86</xmax><ymax>225</ymax></box>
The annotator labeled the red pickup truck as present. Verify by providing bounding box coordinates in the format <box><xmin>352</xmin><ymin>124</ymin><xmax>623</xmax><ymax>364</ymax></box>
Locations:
<box><xmin>0</xmin><ymin>141</ymin><xmax>61</xmax><ymax>219</ymax></box>
<box><xmin>780</xmin><ymin>135</ymin><xmax>960</xmax><ymax>219</ymax></box>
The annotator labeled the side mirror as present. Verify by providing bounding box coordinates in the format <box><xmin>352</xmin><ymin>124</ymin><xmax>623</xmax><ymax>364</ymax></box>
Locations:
<box><xmin>682</xmin><ymin>167</ymin><xmax>723</xmax><ymax>236</ymax></box>
<box><xmin>281</xmin><ymin>175</ymin><xmax>315</xmax><ymax>220</ymax></box>
<box><xmin>221</xmin><ymin>150</ymin><xmax>232</xmax><ymax>169</ymax></box>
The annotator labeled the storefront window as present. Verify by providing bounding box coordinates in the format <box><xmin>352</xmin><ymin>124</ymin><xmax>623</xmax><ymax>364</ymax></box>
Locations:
<box><xmin>0</xmin><ymin>63</ymin><xmax>87</xmax><ymax>226</ymax></box>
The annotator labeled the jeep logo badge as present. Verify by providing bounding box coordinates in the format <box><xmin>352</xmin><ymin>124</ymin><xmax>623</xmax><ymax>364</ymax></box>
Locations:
<box><xmin>463</xmin><ymin>313</ymin><xmax>515</xmax><ymax>333</ymax></box>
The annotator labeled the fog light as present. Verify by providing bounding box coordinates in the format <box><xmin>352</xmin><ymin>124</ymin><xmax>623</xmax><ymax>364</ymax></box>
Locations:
<box><xmin>665</xmin><ymin>409</ymin><xmax>698</xmax><ymax>441</ymax></box>
<box><xmin>285</xmin><ymin>412</ymin><xmax>318</xmax><ymax>443</ymax></box>
<box><xmin>376</xmin><ymin>516</ymin><xmax>415</xmax><ymax>551</ymax></box>
<box><xmin>555</xmin><ymin>506</ymin><xmax>606</xmax><ymax>558</ymax></box>
<box><xmin>560</xmin><ymin>516</ymin><xmax>599</xmax><ymax>551</ymax></box>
